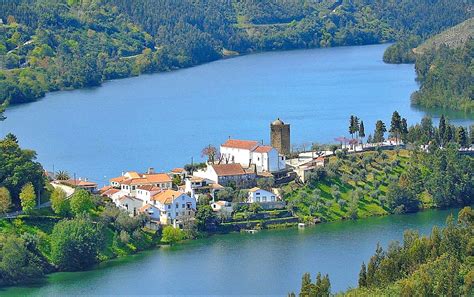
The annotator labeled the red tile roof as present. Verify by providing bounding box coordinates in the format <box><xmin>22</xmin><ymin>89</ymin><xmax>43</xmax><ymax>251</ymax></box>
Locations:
<box><xmin>254</xmin><ymin>145</ymin><xmax>273</xmax><ymax>153</ymax></box>
<box><xmin>212</xmin><ymin>163</ymin><xmax>246</xmax><ymax>176</ymax></box>
<box><xmin>221</xmin><ymin>139</ymin><xmax>259</xmax><ymax>150</ymax></box>
<box><xmin>152</xmin><ymin>190</ymin><xmax>184</xmax><ymax>204</ymax></box>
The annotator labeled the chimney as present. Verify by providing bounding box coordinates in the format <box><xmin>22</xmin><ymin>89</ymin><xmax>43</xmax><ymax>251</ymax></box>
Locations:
<box><xmin>147</xmin><ymin>167</ymin><xmax>155</xmax><ymax>174</ymax></box>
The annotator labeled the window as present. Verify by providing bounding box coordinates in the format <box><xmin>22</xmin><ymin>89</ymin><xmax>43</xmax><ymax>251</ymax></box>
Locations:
<box><xmin>271</xmin><ymin>196</ymin><xmax>275</xmax><ymax>201</ymax></box>
<box><xmin>168</xmin><ymin>205</ymin><xmax>171</xmax><ymax>209</ymax></box>
<box><xmin>256</xmin><ymin>197</ymin><xmax>260</xmax><ymax>202</ymax></box>
<box><xmin>256</xmin><ymin>192</ymin><xmax>260</xmax><ymax>195</ymax></box>
<box><xmin>182</xmin><ymin>204</ymin><xmax>185</xmax><ymax>208</ymax></box>
<box><xmin>263</xmin><ymin>197</ymin><xmax>267</xmax><ymax>202</ymax></box>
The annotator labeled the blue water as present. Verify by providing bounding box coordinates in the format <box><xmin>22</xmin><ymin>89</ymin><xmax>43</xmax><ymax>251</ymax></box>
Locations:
<box><xmin>0</xmin><ymin>208</ymin><xmax>460</xmax><ymax>296</ymax></box>
<box><xmin>1</xmin><ymin>44</ymin><xmax>471</xmax><ymax>185</ymax></box>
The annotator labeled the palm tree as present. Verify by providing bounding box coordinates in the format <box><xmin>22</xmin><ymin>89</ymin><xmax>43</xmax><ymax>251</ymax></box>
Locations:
<box><xmin>55</xmin><ymin>170</ymin><xmax>70</xmax><ymax>180</ymax></box>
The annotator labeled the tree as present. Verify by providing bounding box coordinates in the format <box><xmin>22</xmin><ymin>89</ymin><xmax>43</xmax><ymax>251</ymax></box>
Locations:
<box><xmin>257</xmin><ymin>177</ymin><xmax>274</xmax><ymax>190</ymax></box>
<box><xmin>439</xmin><ymin>115</ymin><xmax>447</xmax><ymax>146</ymax></box>
<box><xmin>373</xmin><ymin>120</ymin><xmax>387</xmax><ymax>143</ymax></box>
<box><xmin>195</xmin><ymin>205</ymin><xmax>218</xmax><ymax>231</ymax></box>
<box><xmin>0</xmin><ymin>187</ymin><xmax>12</xmax><ymax>214</ymax></box>
<box><xmin>51</xmin><ymin>187</ymin><xmax>69</xmax><ymax>216</ymax></box>
<box><xmin>0</xmin><ymin>135</ymin><xmax>45</xmax><ymax>205</ymax></box>
<box><xmin>359</xmin><ymin>262</ymin><xmax>367</xmax><ymax>287</ymax></box>
<box><xmin>455</xmin><ymin>126</ymin><xmax>468</xmax><ymax>148</ymax></box>
<box><xmin>0</xmin><ymin>234</ymin><xmax>46</xmax><ymax>286</ymax></box>
<box><xmin>19</xmin><ymin>183</ymin><xmax>36</xmax><ymax>214</ymax></box>
<box><xmin>389</xmin><ymin>111</ymin><xmax>402</xmax><ymax>143</ymax></box>
<box><xmin>359</xmin><ymin>120</ymin><xmax>365</xmax><ymax>143</ymax></box>
<box><xmin>161</xmin><ymin>226</ymin><xmax>186</xmax><ymax>244</ymax></box>
<box><xmin>0</xmin><ymin>100</ymin><xmax>7</xmax><ymax>121</ymax></box>
<box><xmin>249</xmin><ymin>202</ymin><xmax>263</xmax><ymax>214</ymax></box>
<box><xmin>55</xmin><ymin>170</ymin><xmax>70</xmax><ymax>180</ymax></box>
<box><xmin>69</xmin><ymin>189</ymin><xmax>94</xmax><ymax>216</ymax></box>
<box><xmin>201</xmin><ymin>145</ymin><xmax>218</xmax><ymax>163</ymax></box>
<box><xmin>50</xmin><ymin>216</ymin><xmax>103</xmax><ymax>271</ymax></box>
<box><xmin>400</xmin><ymin>118</ymin><xmax>408</xmax><ymax>143</ymax></box>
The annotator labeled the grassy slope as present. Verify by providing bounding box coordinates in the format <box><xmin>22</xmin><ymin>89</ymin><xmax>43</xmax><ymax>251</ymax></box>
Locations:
<box><xmin>414</xmin><ymin>17</ymin><xmax>474</xmax><ymax>54</ymax></box>
<box><xmin>283</xmin><ymin>150</ymin><xmax>425</xmax><ymax>222</ymax></box>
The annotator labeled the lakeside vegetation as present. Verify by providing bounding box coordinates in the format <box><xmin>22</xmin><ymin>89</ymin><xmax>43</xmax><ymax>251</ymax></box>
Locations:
<box><xmin>292</xmin><ymin>207</ymin><xmax>474</xmax><ymax>296</ymax></box>
<box><xmin>384</xmin><ymin>17</ymin><xmax>474</xmax><ymax>112</ymax></box>
<box><xmin>0</xmin><ymin>0</ymin><xmax>471</xmax><ymax>106</ymax></box>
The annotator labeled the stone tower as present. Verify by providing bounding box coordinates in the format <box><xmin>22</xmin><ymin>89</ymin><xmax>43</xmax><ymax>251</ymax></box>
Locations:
<box><xmin>270</xmin><ymin>118</ymin><xmax>290</xmax><ymax>155</ymax></box>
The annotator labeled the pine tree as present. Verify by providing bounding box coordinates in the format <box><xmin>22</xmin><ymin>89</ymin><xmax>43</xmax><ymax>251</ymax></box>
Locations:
<box><xmin>400</xmin><ymin>118</ymin><xmax>408</xmax><ymax>143</ymax></box>
<box><xmin>299</xmin><ymin>273</ymin><xmax>312</xmax><ymax>297</ymax></box>
<box><xmin>358</xmin><ymin>262</ymin><xmax>367</xmax><ymax>287</ymax></box>
<box><xmin>439</xmin><ymin>115</ymin><xmax>446</xmax><ymax>146</ymax></box>
<box><xmin>374</xmin><ymin>120</ymin><xmax>387</xmax><ymax>143</ymax></box>
<box><xmin>389</xmin><ymin>111</ymin><xmax>402</xmax><ymax>143</ymax></box>
<box><xmin>456</xmin><ymin>126</ymin><xmax>468</xmax><ymax>148</ymax></box>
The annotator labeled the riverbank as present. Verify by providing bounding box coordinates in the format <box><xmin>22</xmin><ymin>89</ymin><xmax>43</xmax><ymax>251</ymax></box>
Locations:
<box><xmin>0</xmin><ymin>207</ymin><xmax>464</xmax><ymax>295</ymax></box>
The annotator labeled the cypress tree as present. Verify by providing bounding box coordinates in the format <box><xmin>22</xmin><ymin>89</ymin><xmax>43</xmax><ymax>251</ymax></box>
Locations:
<box><xmin>358</xmin><ymin>262</ymin><xmax>367</xmax><ymax>287</ymax></box>
<box><xmin>439</xmin><ymin>115</ymin><xmax>446</xmax><ymax>145</ymax></box>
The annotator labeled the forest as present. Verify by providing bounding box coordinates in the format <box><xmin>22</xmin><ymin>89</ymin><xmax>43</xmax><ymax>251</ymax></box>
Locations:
<box><xmin>292</xmin><ymin>207</ymin><xmax>473</xmax><ymax>296</ymax></box>
<box><xmin>0</xmin><ymin>0</ymin><xmax>471</xmax><ymax>106</ymax></box>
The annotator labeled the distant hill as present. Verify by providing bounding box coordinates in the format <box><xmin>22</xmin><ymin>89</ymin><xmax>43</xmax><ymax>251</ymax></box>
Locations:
<box><xmin>414</xmin><ymin>17</ymin><xmax>474</xmax><ymax>54</ymax></box>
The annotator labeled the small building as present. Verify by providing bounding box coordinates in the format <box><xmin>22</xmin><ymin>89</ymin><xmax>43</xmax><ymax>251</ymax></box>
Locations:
<box><xmin>211</xmin><ymin>200</ymin><xmax>233</xmax><ymax>218</ymax></box>
<box><xmin>194</xmin><ymin>163</ymin><xmax>256</xmax><ymax>187</ymax></box>
<box><xmin>138</xmin><ymin>204</ymin><xmax>161</xmax><ymax>221</ymax></box>
<box><xmin>184</xmin><ymin>176</ymin><xmax>223</xmax><ymax>200</ymax></box>
<box><xmin>247</xmin><ymin>187</ymin><xmax>277</xmax><ymax>203</ymax></box>
<box><xmin>150</xmin><ymin>190</ymin><xmax>196</xmax><ymax>228</ymax></box>
<box><xmin>117</xmin><ymin>196</ymin><xmax>144</xmax><ymax>216</ymax></box>
<box><xmin>59</xmin><ymin>179</ymin><xmax>98</xmax><ymax>193</ymax></box>
<box><xmin>109</xmin><ymin>171</ymin><xmax>172</xmax><ymax>196</ymax></box>
<box><xmin>220</xmin><ymin>139</ymin><xmax>286</xmax><ymax>173</ymax></box>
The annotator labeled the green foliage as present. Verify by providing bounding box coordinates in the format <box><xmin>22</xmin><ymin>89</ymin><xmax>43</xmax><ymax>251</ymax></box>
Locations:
<box><xmin>50</xmin><ymin>187</ymin><xmax>69</xmax><ymax>216</ymax></box>
<box><xmin>0</xmin><ymin>187</ymin><xmax>12</xmax><ymax>214</ymax></box>
<box><xmin>0</xmin><ymin>134</ymin><xmax>45</xmax><ymax>207</ymax></box>
<box><xmin>50</xmin><ymin>215</ymin><xmax>103</xmax><ymax>271</ymax></box>
<box><xmin>69</xmin><ymin>189</ymin><xmax>94</xmax><ymax>216</ymax></box>
<box><xmin>296</xmin><ymin>272</ymin><xmax>331</xmax><ymax>297</ymax></box>
<box><xmin>411</xmin><ymin>39</ymin><xmax>474</xmax><ymax>112</ymax></box>
<box><xmin>161</xmin><ymin>226</ymin><xmax>186</xmax><ymax>244</ymax></box>
<box><xmin>19</xmin><ymin>182</ymin><xmax>36</xmax><ymax>214</ymax></box>
<box><xmin>195</xmin><ymin>205</ymin><xmax>218</xmax><ymax>232</ymax></box>
<box><xmin>343</xmin><ymin>207</ymin><xmax>474</xmax><ymax>296</ymax></box>
<box><xmin>1</xmin><ymin>0</ymin><xmax>470</xmax><ymax>105</ymax></box>
<box><xmin>0</xmin><ymin>234</ymin><xmax>47</xmax><ymax>286</ymax></box>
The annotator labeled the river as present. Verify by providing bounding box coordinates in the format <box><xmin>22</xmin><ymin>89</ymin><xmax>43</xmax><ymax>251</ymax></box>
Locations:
<box><xmin>0</xmin><ymin>208</ymin><xmax>460</xmax><ymax>296</ymax></box>
<box><xmin>1</xmin><ymin>43</ymin><xmax>472</xmax><ymax>185</ymax></box>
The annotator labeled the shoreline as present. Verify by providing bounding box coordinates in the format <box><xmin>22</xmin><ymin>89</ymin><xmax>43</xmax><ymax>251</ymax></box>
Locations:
<box><xmin>0</xmin><ymin>205</ymin><xmax>463</xmax><ymax>292</ymax></box>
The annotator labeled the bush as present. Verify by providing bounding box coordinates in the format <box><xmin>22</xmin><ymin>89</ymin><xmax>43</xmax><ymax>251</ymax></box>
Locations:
<box><xmin>69</xmin><ymin>189</ymin><xmax>94</xmax><ymax>216</ymax></box>
<box><xmin>0</xmin><ymin>234</ymin><xmax>47</xmax><ymax>286</ymax></box>
<box><xmin>50</xmin><ymin>215</ymin><xmax>103</xmax><ymax>271</ymax></box>
<box><xmin>51</xmin><ymin>187</ymin><xmax>69</xmax><ymax>216</ymax></box>
<box><xmin>161</xmin><ymin>226</ymin><xmax>186</xmax><ymax>244</ymax></box>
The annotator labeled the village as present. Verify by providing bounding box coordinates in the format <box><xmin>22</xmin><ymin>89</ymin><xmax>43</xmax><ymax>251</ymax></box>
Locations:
<box><xmin>51</xmin><ymin>118</ymin><xmax>412</xmax><ymax>230</ymax></box>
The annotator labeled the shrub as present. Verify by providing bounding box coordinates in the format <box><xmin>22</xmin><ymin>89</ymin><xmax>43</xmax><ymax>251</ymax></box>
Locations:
<box><xmin>161</xmin><ymin>226</ymin><xmax>186</xmax><ymax>244</ymax></box>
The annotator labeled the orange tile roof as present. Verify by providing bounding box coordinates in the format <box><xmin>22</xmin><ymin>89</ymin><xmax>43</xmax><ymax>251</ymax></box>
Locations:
<box><xmin>62</xmin><ymin>179</ymin><xmax>97</xmax><ymax>188</ymax></box>
<box><xmin>102</xmin><ymin>188</ymin><xmax>119</xmax><ymax>196</ymax></box>
<box><xmin>171</xmin><ymin>168</ymin><xmax>185</xmax><ymax>173</ymax></box>
<box><xmin>212</xmin><ymin>163</ymin><xmax>246</xmax><ymax>176</ymax></box>
<box><xmin>152</xmin><ymin>190</ymin><xmax>183</xmax><ymax>204</ymax></box>
<box><xmin>248</xmin><ymin>187</ymin><xmax>261</xmax><ymax>192</ymax></box>
<box><xmin>111</xmin><ymin>173</ymin><xmax>172</xmax><ymax>186</ymax></box>
<box><xmin>99</xmin><ymin>186</ymin><xmax>113</xmax><ymax>193</ymax></box>
<box><xmin>254</xmin><ymin>145</ymin><xmax>273</xmax><ymax>153</ymax></box>
<box><xmin>221</xmin><ymin>139</ymin><xmax>259</xmax><ymax>150</ymax></box>
<box><xmin>138</xmin><ymin>185</ymin><xmax>161</xmax><ymax>191</ymax></box>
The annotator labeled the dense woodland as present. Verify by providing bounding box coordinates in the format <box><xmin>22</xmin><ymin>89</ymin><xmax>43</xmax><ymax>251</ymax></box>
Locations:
<box><xmin>0</xmin><ymin>0</ymin><xmax>471</xmax><ymax>106</ymax></box>
<box><xmin>293</xmin><ymin>207</ymin><xmax>474</xmax><ymax>296</ymax></box>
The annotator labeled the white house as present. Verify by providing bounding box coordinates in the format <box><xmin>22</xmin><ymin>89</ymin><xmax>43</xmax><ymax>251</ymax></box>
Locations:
<box><xmin>117</xmin><ymin>196</ymin><xmax>144</xmax><ymax>216</ymax></box>
<box><xmin>193</xmin><ymin>163</ymin><xmax>256</xmax><ymax>187</ymax></box>
<box><xmin>211</xmin><ymin>201</ymin><xmax>233</xmax><ymax>218</ymax></box>
<box><xmin>247</xmin><ymin>187</ymin><xmax>277</xmax><ymax>203</ymax></box>
<box><xmin>109</xmin><ymin>171</ymin><xmax>172</xmax><ymax>196</ymax></box>
<box><xmin>150</xmin><ymin>190</ymin><xmax>197</xmax><ymax>227</ymax></box>
<box><xmin>138</xmin><ymin>204</ymin><xmax>161</xmax><ymax>221</ymax></box>
<box><xmin>220</xmin><ymin>139</ymin><xmax>286</xmax><ymax>173</ymax></box>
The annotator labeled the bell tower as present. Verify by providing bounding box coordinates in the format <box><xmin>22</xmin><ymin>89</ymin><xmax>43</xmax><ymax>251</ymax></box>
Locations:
<box><xmin>270</xmin><ymin>118</ymin><xmax>290</xmax><ymax>155</ymax></box>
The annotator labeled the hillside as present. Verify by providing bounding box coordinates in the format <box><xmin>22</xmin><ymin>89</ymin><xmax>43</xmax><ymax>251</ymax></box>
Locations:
<box><xmin>0</xmin><ymin>0</ymin><xmax>472</xmax><ymax>106</ymax></box>
<box><xmin>414</xmin><ymin>17</ymin><xmax>474</xmax><ymax>54</ymax></box>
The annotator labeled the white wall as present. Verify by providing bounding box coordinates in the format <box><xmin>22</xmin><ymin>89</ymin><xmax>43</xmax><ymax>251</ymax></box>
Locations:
<box><xmin>220</xmin><ymin>146</ymin><xmax>252</xmax><ymax>167</ymax></box>
<box><xmin>248</xmin><ymin>189</ymin><xmax>277</xmax><ymax>203</ymax></box>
